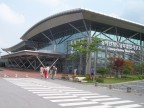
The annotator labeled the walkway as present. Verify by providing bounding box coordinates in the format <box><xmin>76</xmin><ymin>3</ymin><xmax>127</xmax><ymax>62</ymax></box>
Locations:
<box><xmin>0</xmin><ymin>68</ymin><xmax>62</xmax><ymax>78</ymax></box>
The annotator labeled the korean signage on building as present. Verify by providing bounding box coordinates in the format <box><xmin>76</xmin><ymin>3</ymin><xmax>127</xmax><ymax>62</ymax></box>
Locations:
<box><xmin>101</xmin><ymin>41</ymin><xmax>142</xmax><ymax>53</ymax></box>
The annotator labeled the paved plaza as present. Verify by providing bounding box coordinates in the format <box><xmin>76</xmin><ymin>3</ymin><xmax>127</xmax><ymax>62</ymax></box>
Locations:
<box><xmin>0</xmin><ymin>68</ymin><xmax>62</xmax><ymax>78</ymax></box>
<box><xmin>0</xmin><ymin>68</ymin><xmax>144</xmax><ymax>108</ymax></box>
<box><xmin>1</xmin><ymin>77</ymin><xmax>144</xmax><ymax>108</ymax></box>
<box><xmin>1</xmin><ymin>68</ymin><xmax>144</xmax><ymax>95</ymax></box>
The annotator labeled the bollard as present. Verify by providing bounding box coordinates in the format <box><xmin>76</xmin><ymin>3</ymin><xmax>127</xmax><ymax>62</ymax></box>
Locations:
<box><xmin>95</xmin><ymin>82</ymin><xmax>98</xmax><ymax>86</ymax></box>
<box><xmin>4</xmin><ymin>74</ymin><xmax>7</xmax><ymax>77</ymax></box>
<box><xmin>26</xmin><ymin>74</ymin><xmax>28</xmax><ymax>78</ymax></box>
<box><xmin>109</xmin><ymin>84</ymin><xmax>112</xmax><ymax>89</ymax></box>
<box><xmin>15</xmin><ymin>74</ymin><xmax>17</xmax><ymax>78</ymax></box>
<box><xmin>127</xmin><ymin>87</ymin><xmax>131</xmax><ymax>93</ymax></box>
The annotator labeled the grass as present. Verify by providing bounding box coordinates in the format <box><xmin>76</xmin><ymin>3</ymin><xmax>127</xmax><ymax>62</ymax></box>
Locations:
<box><xmin>85</xmin><ymin>75</ymin><xmax>144</xmax><ymax>84</ymax></box>
<box><xmin>102</xmin><ymin>78</ymin><xmax>136</xmax><ymax>84</ymax></box>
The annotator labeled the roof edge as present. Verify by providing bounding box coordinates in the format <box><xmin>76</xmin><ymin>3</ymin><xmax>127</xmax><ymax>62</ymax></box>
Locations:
<box><xmin>20</xmin><ymin>8</ymin><xmax>83</xmax><ymax>40</ymax></box>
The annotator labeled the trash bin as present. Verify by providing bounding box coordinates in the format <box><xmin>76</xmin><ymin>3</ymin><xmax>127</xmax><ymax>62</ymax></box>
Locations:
<box><xmin>127</xmin><ymin>87</ymin><xmax>131</xmax><ymax>93</ymax></box>
<box><xmin>95</xmin><ymin>82</ymin><xmax>98</xmax><ymax>86</ymax></box>
<box><xmin>109</xmin><ymin>85</ymin><xmax>112</xmax><ymax>89</ymax></box>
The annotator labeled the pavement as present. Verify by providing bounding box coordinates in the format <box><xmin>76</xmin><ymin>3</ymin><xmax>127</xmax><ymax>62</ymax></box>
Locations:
<box><xmin>0</xmin><ymin>68</ymin><xmax>144</xmax><ymax>108</ymax></box>
<box><xmin>98</xmin><ymin>80</ymin><xmax>144</xmax><ymax>95</ymax></box>
<box><xmin>2</xmin><ymin>78</ymin><xmax>144</xmax><ymax>108</ymax></box>
<box><xmin>0</xmin><ymin>68</ymin><xmax>62</xmax><ymax>78</ymax></box>
<box><xmin>0</xmin><ymin>68</ymin><xmax>144</xmax><ymax>95</ymax></box>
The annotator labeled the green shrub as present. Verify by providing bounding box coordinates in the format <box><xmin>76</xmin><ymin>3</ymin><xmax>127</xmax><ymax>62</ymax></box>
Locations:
<box><xmin>137</xmin><ymin>75</ymin><xmax>144</xmax><ymax>80</ymax></box>
<box><xmin>61</xmin><ymin>74</ymin><xmax>69</xmax><ymax>80</ymax></box>
<box><xmin>96</xmin><ymin>67</ymin><xmax>108</xmax><ymax>77</ymax></box>
<box><xmin>96</xmin><ymin>78</ymin><xmax>104</xmax><ymax>83</ymax></box>
<box><xmin>126</xmin><ymin>75</ymin><xmax>139</xmax><ymax>80</ymax></box>
<box><xmin>121</xmin><ymin>75</ymin><xmax>128</xmax><ymax>78</ymax></box>
<box><xmin>85</xmin><ymin>74</ymin><xmax>91</xmax><ymax>80</ymax></box>
<box><xmin>141</xmin><ymin>75</ymin><xmax>144</xmax><ymax>79</ymax></box>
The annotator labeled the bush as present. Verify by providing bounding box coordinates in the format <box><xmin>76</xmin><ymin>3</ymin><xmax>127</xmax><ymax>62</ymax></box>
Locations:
<box><xmin>61</xmin><ymin>74</ymin><xmax>69</xmax><ymax>80</ymax></box>
<box><xmin>85</xmin><ymin>74</ymin><xmax>91</xmax><ymax>80</ymax></box>
<box><xmin>141</xmin><ymin>75</ymin><xmax>144</xmax><ymax>79</ymax></box>
<box><xmin>120</xmin><ymin>75</ymin><xmax>144</xmax><ymax>80</ymax></box>
<box><xmin>96</xmin><ymin>67</ymin><xmax>108</xmax><ymax>77</ymax></box>
<box><xmin>96</xmin><ymin>78</ymin><xmax>104</xmax><ymax>83</ymax></box>
<box><xmin>137</xmin><ymin>75</ymin><xmax>144</xmax><ymax>80</ymax></box>
<box><xmin>126</xmin><ymin>75</ymin><xmax>139</xmax><ymax>80</ymax></box>
<box><xmin>121</xmin><ymin>75</ymin><xmax>128</xmax><ymax>78</ymax></box>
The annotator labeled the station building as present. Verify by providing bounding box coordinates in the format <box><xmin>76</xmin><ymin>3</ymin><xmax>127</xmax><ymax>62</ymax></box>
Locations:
<box><xmin>1</xmin><ymin>8</ymin><xmax>144</xmax><ymax>74</ymax></box>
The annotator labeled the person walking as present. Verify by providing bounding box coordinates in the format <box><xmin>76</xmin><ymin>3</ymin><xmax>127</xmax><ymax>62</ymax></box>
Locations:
<box><xmin>46</xmin><ymin>66</ymin><xmax>50</xmax><ymax>78</ymax></box>
<box><xmin>74</xmin><ymin>68</ymin><xmax>77</xmax><ymax>76</ymax></box>
<box><xmin>43</xmin><ymin>67</ymin><xmax>47</xmax><ymax>79</ymax></box>
<box><xmin>51</xmin><ymin>66</ymin><xmax>57</xmax><ymax>79</ymax></box>
<box><xmin>40</xmin><ymin>66</ymin><xmax>44</xmax><ymax>78</ymax></box>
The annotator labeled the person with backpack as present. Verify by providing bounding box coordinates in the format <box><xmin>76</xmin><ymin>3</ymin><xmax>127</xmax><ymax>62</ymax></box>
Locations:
<box><xmin>40</xmin><ymin>66</ymin><xmax>44</xmax><ymax>78</ymax></box>
<box><xmin>51</xmin><ymin>66</ymin><xmax>57</xmax><ymax>79</ymax></box>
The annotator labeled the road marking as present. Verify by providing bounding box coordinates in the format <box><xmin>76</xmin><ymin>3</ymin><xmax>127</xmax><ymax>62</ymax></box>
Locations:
<box><xmin>4</xmin><ymin>78</ymin><xmax>142</xmax><ymax>108</ymax></box>
<box><xmin>38</xmin><ymin>93</ymin><xmax>68</xmax><ymax>96</ymax></box>
<box><xmin>76</xmin><ymin>105</ymin><xmax>112</xmax><ymax>108</ymax></box>
<box><xmin>48</xmin><ymin>87</ymin><xmax>73</xmax><ymax>89</ymax></box>
<box><xmin>24</xmin><ymin>88</ymin><xmax>51</xmax><ymax>89</ymax></box>
<box><xmin>81</xmin><ymin>95</ymin><xmax>109</xmax><ymax>99</ymax></box>
<box><xmin>65</xmin><ymin>91</ymin><xmax>91</xmax><ymax>94</ymax></box>
<box><xmin>51</xmin><ymin>98</ymin><xmax>87</xmax><ymax>102</ymax></box>
<box><xmin>115</xmin><ymin>104</ymin><xmax>142</xmax><ymax>108</ymax></box>
<box><xmin>102</xmin><ymin>100</ymin><xmax>133</xmax><ymax>105</ymax></box>
<box><xmin>59</xmin><ymin>89</ymin><xmax>84</xmax><ymax>91</ymax></box>
<box><xmin>43</xmin><ymin>95</ymin><xmax>77</xmax><ymax>99</ymax></box>
<box><xmin>91</xmin><ymin>97</ymin><xmax>120</xmax><ymax>101</ymax></box>
<box><xmin>28</xmin><ymin>90</ymin><xmax>56</xmax><ymax>92</ymax></box>
<box><xmin>32</xmin><ymin>91</ymin><xmax>60</xmax><ymax>94</ymax></box>
<box><xmin>59</xmin><ymin>101</ymin><xmax>98</xmax><ymax>106</ymax></box>
<box><xmin>72</xmin><ymin>93</ymin><xmax>99</xmax><ymax>96</ymax></box>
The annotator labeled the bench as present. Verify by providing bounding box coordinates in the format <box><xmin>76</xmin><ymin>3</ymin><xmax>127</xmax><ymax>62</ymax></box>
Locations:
<box><xmin>74</xmin><ymin>77</ymin><xmax>87</xmax><ymax>82</ymax></box>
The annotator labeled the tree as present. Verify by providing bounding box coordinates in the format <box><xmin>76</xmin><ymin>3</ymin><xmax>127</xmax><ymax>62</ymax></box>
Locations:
<box><xmin>123</xmin><ymin>60</ymin><xmax>134</xmax><ymax>75</ymax></box>
<box><xmin>134</xmin><ymin>63</ymin><xmax>141</xmax><ymax>74</ymax></box>
<box><xmin>68</xmin><ymin>37</ymin><xmax>103</xmax><ymax>75</ymax></box>
<box><xmin>96</xmin><ymin>67</ymin><xmax>108</xmax><ymax>77</ymax></box>
<box><xmin>113</xmin><ymin>57</ymin><xmax>125</xmax><ymax>78</ymax></box>
<box><xmin>108</xmin><ymin>56</ymin><xmax>125</xmax><ymax>78</ymax></box>
<box><xmin>108</xmin><ymin>56</ymin><xmax>135</xmax><ymax>77</ymax></box>
<box><xmin>134</xmin><ymin>62</ymin><xmax>144</xmax><ymax>75</ymax></box>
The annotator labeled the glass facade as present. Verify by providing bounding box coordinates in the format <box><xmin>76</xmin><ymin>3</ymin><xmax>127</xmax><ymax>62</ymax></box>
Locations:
<box><xmin>38</xmin><ymin>28</ymin><xmax>144</xmax><ymax>73</ymax></box>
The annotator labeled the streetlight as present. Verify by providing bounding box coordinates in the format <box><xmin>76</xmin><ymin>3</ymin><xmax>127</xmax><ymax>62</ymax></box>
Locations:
<box><xmin>0</xmin><ymin>51</ymin><xmax>1</xmax><ymax>59</ymax></box>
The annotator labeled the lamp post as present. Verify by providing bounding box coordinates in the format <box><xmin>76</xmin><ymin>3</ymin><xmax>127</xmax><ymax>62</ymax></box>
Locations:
<box><xmin>0</xmin><ymin>51</ymin><xmax>1</xmax><ymax>59</ymax></box>
<box><xmin>0</xmin><ymin>52</ymin><xmax>1</xmax><ymax>67</ymax></box>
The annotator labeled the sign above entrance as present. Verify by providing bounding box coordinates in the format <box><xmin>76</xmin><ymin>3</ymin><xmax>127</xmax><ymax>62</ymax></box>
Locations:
<box><xmin>101</xmin><ymin>41</ymin><xmax>141</xmax><ymax>51</ymax></box>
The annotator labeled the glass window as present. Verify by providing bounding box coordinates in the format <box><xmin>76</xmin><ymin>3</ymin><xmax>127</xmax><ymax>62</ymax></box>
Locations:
<box><xmin>97</xmin><ymin>51</ymin><xmax>105</xmax><ymax>58</ymax></box>
<box><xmin>96</xmin><ymin>59</ymin><xmax>106</xmax><ymax>67</ymax></box>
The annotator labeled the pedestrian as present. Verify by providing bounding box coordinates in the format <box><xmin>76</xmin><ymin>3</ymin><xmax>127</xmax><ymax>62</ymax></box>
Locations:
<box><xmin>51</xmin><ymin>66</ymin><xmax>57</xmax><ymax>79</ymax></box>
<box><xmin>40</xmin><ymin>66</ymin><xmax>44</xmax><ymax>78</ymax></box>
<box><xmin>43</xmin><ymin>67</ymin><xmax>47</xmax><ymax>79</ymax></box>
<box><xmin>74</xmin><ymin>68</ymin><xmax>77</xmax><ymax>76</ymax></box>
<box><xmin>46</xmin><ymin>65</ymin><xmax>50</xmax><ymax>78</ymax></box>
<box><xmin>90</xmin><ymin>67</ymin><xmax>94</xmax><ymax>80</ymax></box>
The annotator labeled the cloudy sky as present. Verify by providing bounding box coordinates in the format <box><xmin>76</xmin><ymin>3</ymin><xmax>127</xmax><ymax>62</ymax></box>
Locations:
<box><xmin>0</xmin><ymin>0</ymin><xmax>144</xmax><ymax>55</ymax></box>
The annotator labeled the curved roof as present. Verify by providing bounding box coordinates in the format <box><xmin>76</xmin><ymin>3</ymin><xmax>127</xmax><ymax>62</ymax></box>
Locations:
<box><xmin>21</xmin><ymin>8</ymin><xmax>144</xmax><ymax>41</ymax></box>
<box><xmin>2</xmin><ymin>41</ymin><xmax>35</xmax><ymax>52</ymax></box>
<box><xmin>1</xmin><ymin>50</ymin><xmax>66</xmax><ymax>59</ymax></box>
<box><xmin>2</xmin><ymin>41</ymin><xmax>25</xmax><ymax>52</ymax></box>
<box><xmin>3</xmin><ymin>8</ymin><xmax>144</xmax><ymax>52</ymax></box>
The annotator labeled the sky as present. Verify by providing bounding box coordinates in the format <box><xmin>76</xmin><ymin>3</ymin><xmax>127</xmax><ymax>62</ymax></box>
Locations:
<box><xmin>0</xmin><ymin>0</ymin><xmax>144</xmax><ymax>56</ymax></box>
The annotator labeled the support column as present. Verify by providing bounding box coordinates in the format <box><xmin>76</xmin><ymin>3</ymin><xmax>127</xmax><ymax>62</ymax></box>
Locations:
<box><xmin>85</xmin><ymin>52</ymin><xmax>92</xmax><ymax>74</ymax></box>
<box><xmin>85</xmin><ymin>35</ymin><xmax>92</xmax><ymax>74</ymax></box>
